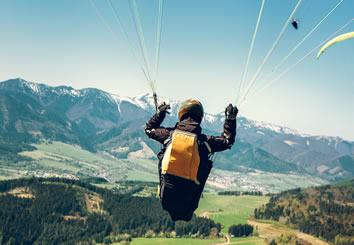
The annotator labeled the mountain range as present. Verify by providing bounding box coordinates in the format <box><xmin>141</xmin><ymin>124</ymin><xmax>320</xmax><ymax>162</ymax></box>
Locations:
<box><xmin>0</xmin><ymin>78</ymin><xmax>353</xmax><ymax>182</ymax></box>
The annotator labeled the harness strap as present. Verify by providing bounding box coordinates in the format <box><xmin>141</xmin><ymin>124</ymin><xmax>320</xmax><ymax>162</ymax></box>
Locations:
<box><xmin>204</xmin><ymin>141</ymin><xmax>212</xmax><ymax>153</ymax></box>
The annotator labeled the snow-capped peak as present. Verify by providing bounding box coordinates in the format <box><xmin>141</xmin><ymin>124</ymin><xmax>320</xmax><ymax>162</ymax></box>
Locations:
<box><xmin>2</xmin><ymin>78</ymin><xmax>351</xmax><ymax>144</ymax></box>
<box><xmin>26</xmin><ymin>82</ymin><xmax>40</xmax><ymax>94</ymax></box>
<box><xmin>239</xmin><ymin>117</ymin><xmax>308</xmax><ymax>137</ymax></box>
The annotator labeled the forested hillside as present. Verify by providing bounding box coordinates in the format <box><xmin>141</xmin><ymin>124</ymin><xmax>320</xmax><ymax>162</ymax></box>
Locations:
<box><xmin>0</xmin><ymin>177</ymin><xmax>220</xmax><ymax>244</ymax></box>
<box><xmin>254</xmin><ymin>179</ymin><xmax>354</xmax><ymax>243</ymax></box>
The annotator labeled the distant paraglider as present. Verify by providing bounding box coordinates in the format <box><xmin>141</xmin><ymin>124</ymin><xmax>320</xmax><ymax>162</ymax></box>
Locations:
<box><xmin>317</xmin><ymin>32</ymin><xmax>354</xmax><ymax>59</ymax></box>
<box><xmin>291</xmin><ymin>18</ymin><xmax>298</xmax><ymax>30</ymax></box>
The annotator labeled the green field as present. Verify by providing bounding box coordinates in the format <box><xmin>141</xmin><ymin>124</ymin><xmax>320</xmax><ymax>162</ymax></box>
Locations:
<box><xmin>128</xmin><ymin>233</ymin><xmax>266</xmax><ymax>244</ymax></box>
<box><xmin>230</xmin><ymin>237</ymin><xmax>266</xmax><ymax>244</ymax></box>
<box><xmin>196</xmin><ymin>194</ymin><xmax>269</xmax><ymax>233</ymax></box>
<box><xmin>130</xmin><ymin>238</ymin><xmax>222</xmax><ymax>245</ymax></box>
<box><xmin>125</xmin><ymin>158</ymin><xmax>158</xmax><ymax>182</ymax></box>
<box><xmin>1</xmin><ymin>140</ymin><xmax>328</xmax><ymax>194</ymax></box>
<box><xmin>14</xmin><ymin>141</ymin><xmax>159</xmax><ymax>182</ymax></box>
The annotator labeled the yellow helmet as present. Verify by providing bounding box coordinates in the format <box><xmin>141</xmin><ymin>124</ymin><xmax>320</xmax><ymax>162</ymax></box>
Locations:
<box><xmin>178</xmin><ymin>99</ymin><xmax>204</xmax><ymax>122</ymax></box>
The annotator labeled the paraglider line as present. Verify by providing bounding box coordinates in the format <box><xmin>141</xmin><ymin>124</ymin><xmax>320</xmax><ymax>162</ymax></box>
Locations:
<box><xmin>236</xmin><ymin>0</ymin><xmax>265</xmax><ymax>106</ymax></box>
<box><xmin>88</xmin><ymin>0</ymin><xmax>151</xmax><ymax>85</ymax></box>
<box><xmin>238</xmin><ymin>0</ymin><xmax>303</xmax><ymax>107</ymax></box>
<box><xmin>153</xmin><ymin>92</ymin><xmax>158</xmax><ymax>112</ymax></box>
<box><xmin>293</xmin><ymin>0</ymin><xmax>305</xmax><ymax>18</ymax></box>
<box><xmin>106</xmin><ymin>0</ymin><xmax>153</xmax><ymax>86</ymax></box>
<box><xmin>272</xmin><ymin>0</ymin><xmax>344</xmax><ymax>74</ymax></box>
<box><xmin>88</xmin><ymin>0</ymin><xmax>123</xmax><ymax>49</ymax></box>
<box><xmin>240</xmin><ymin>18</ymin><xmax>354</xmax><ymax>107</ymax></box>
<box><xmin>129</xmin><ymin>0</ymin><xmax>154</xmax><ymax>89</ymax></box>
<box><xmin>153</xmin><ymin>0</ymin><xmax>165</xmax><ymax>91</ymax></box>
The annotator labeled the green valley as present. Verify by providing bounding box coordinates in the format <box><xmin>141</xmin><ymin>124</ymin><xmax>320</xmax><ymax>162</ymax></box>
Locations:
<box><xmin>1</xmin><ymin>176</ymin><xmax>349</xmax><ymax>244</ymax></box>
<box><xmin>1</xmin><ymin>141</ymin><xmax>329</xmax><ymax>193</ymax></box>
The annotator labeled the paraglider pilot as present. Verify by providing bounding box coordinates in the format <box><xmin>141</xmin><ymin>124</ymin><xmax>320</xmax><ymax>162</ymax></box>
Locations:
<box><xmin>291</xmin><ymin>18</ymin><xmax>298</xmax><ymax>30</ymax></box>
<box><xmin>145</xmin><ymin>99</ymin><xmax>238</xmax><ymax>221</ymax></box>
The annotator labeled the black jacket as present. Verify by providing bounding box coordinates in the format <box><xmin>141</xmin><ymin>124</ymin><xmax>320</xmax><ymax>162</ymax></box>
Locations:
<box><xmin>145</xmin><ymin>111</ymin><xmax>236</xmax><ymax>221</ymax></box>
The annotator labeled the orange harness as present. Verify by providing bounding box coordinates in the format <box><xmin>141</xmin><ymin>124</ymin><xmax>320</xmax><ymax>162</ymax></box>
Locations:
<box><xmin>161</xmin><ymin>130</ymin><xmax>201</xmax><ymax>185</ymax></box>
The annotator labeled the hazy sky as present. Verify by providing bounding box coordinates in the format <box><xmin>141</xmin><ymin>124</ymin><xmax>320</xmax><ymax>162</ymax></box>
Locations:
<box><xmin>1</xmin><ymin>0</ymin><xmax>353</xmax><ymax>140</ymax></box>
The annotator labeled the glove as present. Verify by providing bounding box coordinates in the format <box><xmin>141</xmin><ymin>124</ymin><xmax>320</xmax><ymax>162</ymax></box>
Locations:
<box><xmin>225</xmin><ymin>104</ymin><xmax>238</xmax><ymax>120</ymax></box>
<box><xmin>157</xmin><ymin>102</ymin><xmax>171</xmax><ymax>115</ymax></box>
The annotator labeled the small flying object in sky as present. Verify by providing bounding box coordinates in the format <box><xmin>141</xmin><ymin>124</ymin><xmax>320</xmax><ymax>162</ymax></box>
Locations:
<box><xmin>291</xmin><ymin>18</ymin><xmax>298</xmax><ymax>30</ymax></box>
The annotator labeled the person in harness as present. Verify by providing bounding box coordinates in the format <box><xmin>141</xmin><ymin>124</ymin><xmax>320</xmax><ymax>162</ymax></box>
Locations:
<box><xmin>145</xmin><ymin>99</ymin><xmax>237</xmax><ymax>221</ymax></box>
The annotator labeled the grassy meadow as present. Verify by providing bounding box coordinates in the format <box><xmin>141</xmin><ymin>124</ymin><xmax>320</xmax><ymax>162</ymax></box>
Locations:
<box><xmin>230</xmin><ymin>237</ymin><xmax>266</xmax><ymax>244</ymax></box>
<box><xmin>248</xmin><ymin>219</ymin><xmax>329</xmax><ymax>245</ymax></box>
<box><xmin>130</xmin><ymin>238</ymin><xmax>222</xmax><ymax>245</ymax></box>
<box><xmin>108</xmin><ymin>237</ymin><xmax>267</xmax><ymax>245</ymax></box>
<box><xmin>196</xmin><ymin>194</ymin><xmax>269</xmax><ymax>233</ymax></box>
<box><xmin>16</xmin><ymin>141</ymin><xmax>159</xmax><ymax>182</ymax></box>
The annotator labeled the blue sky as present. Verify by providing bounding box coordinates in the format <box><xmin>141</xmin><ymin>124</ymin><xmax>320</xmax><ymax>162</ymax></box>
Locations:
<box><xmin>1</xmin><ymin>0</ymin><xmax>353</xmax><ymax>140</ymax></box>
